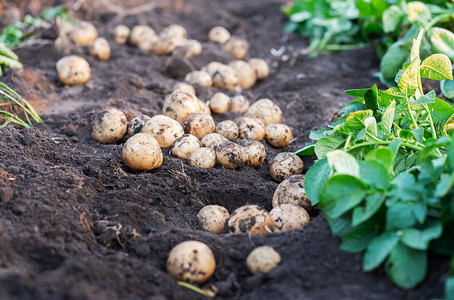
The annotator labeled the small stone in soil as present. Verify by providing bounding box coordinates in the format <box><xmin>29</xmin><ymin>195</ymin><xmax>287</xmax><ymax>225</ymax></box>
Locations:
<box><xmin>12</xmin><ymin>205</ymin><xmax>25</xmax><ymax>215</ymax></box>
<box><xmin>0</xmin><ymin>187</ymin><xmax>13</xmax><ymax>203</ymax></box>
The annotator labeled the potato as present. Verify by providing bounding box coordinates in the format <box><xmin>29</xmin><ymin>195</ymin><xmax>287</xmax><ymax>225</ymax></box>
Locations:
<box><xmin>197</xmin><ymin>205</ymin><xmax>230</xmax><ymax>234</ymax></box>
<box><xmin>183</xmin><ymin>113</ymin><xmax>215</xmax><ymax>139</ymax></box>
<box><xmin>230</xmin><ymin>95</ymin><xmax>250</xmax><ymax>113</ymax></box>
<box><xmin>141</xmin><ymin>115</ymin><xmax>184</xmax><ymax>148</ymax></box>
<box><xmin>69</xmin><ymin>21</ymin><xmax>98</xmax><ymax>46</ymax></box>
<box><xmin>238</xmin><ymin>118</ymin><xmax>265</xmax><ymax>140</ymax></box>
<box><xmin>198</xmin><ymin>99</ymin><xmax>211</xmax><ymax>115</ymax></box>
<box><xmin>114</xmin><ymin>24</ymin><xmax>130</xmax><ymax>44</ymax></box>
<box><xmin>265</xmin><ymin>123</ymin><xmax>292</xmax><ymax>148</ymax></box>
<box><xmin>185</xmin><ymin>71</ymin><xmax>212</xmax><ymax>87</ymax></box>
<box><xmin>216</xmin><ymin>120</ymin><xmax>238</xmax><ymax>141</ymax></box>
<box><xmin>215</xmin><ymin>141</ymin><xmax>247</xmax><ymax>169</ymax></box>
<box><xmin>236</xmin><ymin>139</ymin><xmax>265</xmax><ymax>167</ymax></box>
<box><xmin>269</xmin><ymin>204</ymin><xmax>310</xmax><ymax>232</ymax></box>
<box><xmin>229</xmin><ymin>60</ymin><xmax>256</xmax><ymax>90</ymax></box>
<box><xmin>270</xmin><ymin>152</ymin><xmax>304</xmax><ymax>182</ymax></box>
<box><xmin>208</xmin><ymin>26</ymin><xmax>231</xmax><ymax>44</ymax></box>
<box><xmin>209</xmin><ymin>92</ymin><xmax>232</xmax><ymax>114</ymax></box>
<box><xmin>248</xmin><ymin>58</ymin><xmax>270</xmax><ymax>80</ymax></box>
<box><xmin>171</xmin><ymin>134</ymin><xmax>201</xmax><ymax>159</ymax></box>
<box><xmin>227</xmin><ymin>205</ymin><xmax>275</xmax><ymax>234</ymax></box>
<box><xmin>188</xmin><ymin>147</ymin><xmax>216</xmax><ymax>168</ymax></box>
<box><xmin>223</xmin><ymin>37</ymin><xmax>249</xmax><ymax>60</ymax></box>
<box><xmin>122</xmin><ymin>133</ymin><xmax>163</xmax><ymax>171</ymax></box>
<box><xmin>56</xmin><ymin>55</ymin><xmax>91</xmax><ymax>85</ymax></box>
<box><xmin>153</xmin><ymin>37</ymin><xmax>180</xmax><ymax>55</ymax></box>
<box><xmin>173</xmin><ymin>39</ymin><xmax>202</xmax><ymax>58</ymax></box>
<box><xmin>202</xmin><ymin>61</ymin><xmax>224</xmax><ymax>75</ymax></box>
<box><xmin>127</xmin><ymin>114</ymin><xmax>151</xmax><ymax>137</ymax></box>
<box><xmin>167</xmin><ymin>240</ymin><xmax>216</xmax><ymax>284</ymax></box>
<box><xmin>245</xmin><ymin>99</ymin><xmax>283</xmax><ymax>126</ymax></box>
<box><xmin>246</xmin><ymin>246</ymin><xmax>281</xmax><ymax>275</ymax></box>
<box><xmin>160</xmin><ymin>24</ymin><xmax>187</xmax><ymax>41</ymax></box>
<box><xmin>89</xmin><ymin>37</ymin><xmax>110</xmax><ymax>61</ymax></box>
<box><xmin>129</xmin><ymin>25</ymin><xmax>157</xmax><ymax>47</ymax></box>
<box><xmin>273</xmin><ymin>175</ymin><xmax>312</xmax><ymax>211</ymax></box>
<box><xmin>201</xmin><ymin>133</ymin><xmax>228</xmax><ymax>150</ymax></box>
<box><xmin>162</xmin><ymin>90</ymin><xmax>201</xmax><ymax>123</ymax></box>
<box><xmin>173</xmin><ymin>82</ymin><xmax>196</xmax><ymax>95</ymax></box>
<box><xmin>212</xmin><ymin>65</ymin><xmax>239</xmax><ymax>91</ymax></box>
<box><xmin>92</xmin><ymin>108</ymin><xmax>127</xmax><ymax>144</ymax></box>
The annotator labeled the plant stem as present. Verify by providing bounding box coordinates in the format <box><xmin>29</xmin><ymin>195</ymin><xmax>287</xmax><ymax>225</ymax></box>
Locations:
<box><xmin>347</xmin><ymin>140</ymin><xmax>427</xmax><ymax>154</ymax></box>
<box><xmin>404</xmin><ymin>88</ymin><xmax>419</xmax><ymax>129</ymax></box>
<box><xmin>324</xmin><ymin>43</ymin><xmax>368</xmax><ymax>51</ymax></box>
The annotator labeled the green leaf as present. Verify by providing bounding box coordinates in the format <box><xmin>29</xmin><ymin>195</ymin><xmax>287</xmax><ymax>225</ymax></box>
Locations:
<box><xmin>435</xmin><ymin>173</ymin><xmax>454</xmax><ymax>198</ymax></box>
<box><xmin>304</xmin><ymin>158</ymin><xmax>331</xmax><ymax>205</ymax></box>
<box><xmin>352</xmin><ymin>193</ymin><xmax>386</xmax><ymax>226</ymax></box>
<box><xmin>407</xmin><ymin>2</ymin><xmax>431</xmax><ymax>24</ymax></box>
<box><xmin>326</xmin><ymin>150</ymin><xmax>360</xmax><ymax>177</ymax></box>
<box><xmin>385</xmin><ymin>243</ymin><xmax>427</xmax><ymax>289</ymax></box>
<box><xmin>380</xmin><ymin>41</ymin><xmax>412</xmax><ymax>82</ymax></box>
<box><xmin>309</xmin><ymin>128</ymin><xmax>331</xmax><ymax>141</ymax></box>
<box><xmin>420</xmin><ymin>54</ymin><xmax>453</xmax><ymax>81</ymax></box>
<box><xmin>315</xmin><ymin>135</ymin><xmax>346</xmax><ymax>159</ymax></box>
<box><xmin>345</xmin><ymin>88</ymin><xmax>369</xmax><ymax>98</ymax></box>
<box><xmin>398</xmin><ymin>58</ymin><xmax>420</xmax><ymax>90</ymax></box>
<box><xmin>441</xmin><ymin>78</ymin><xmax>454</xmax><ymax>100</ymax></box>
<box><xmin>359</xmin><ymin>161</ymin><xmax>390</xmax><ymax>190</ymax></box>
<box><xmin>295</xmin><ymin>143</ymin><xmax>315</xmax><ymax>156</ymax></box>
<box><xmin>365</xmin><ymin>146</ymin><xmax>394</xmax><ymax>172</ymax></box>
<box><xmin>380</xmin><ymin>100</ymin><xmax>396</xmax><ymax>134</ymax></box>
<box><xmin>445</xmin><ymin>277</ymin><xmax>454</xmax><ymax>300</ymax></box>
<box><xmin>429</xmin><ymin>27</ymin><xmax>454</xmax><ymax>62</ymax></box>
<box><xmin>365</xmin><ymin>85</ymin><xmax>379</xmax><ymax>113</ymax></box>
<box><xmin>319</xmin><ymin>175</ymin><xmax>367</xmax><ymax>219</ymax></box>
<box><xmin>289</xmin><ymin>11</ymin><xmax>311</xmax><ymax>23</ymax></box>
<box><xmin>363</xmin><ymin>231</ymin><xmax>400</xmax><ymax>271</ymax></box>
<box><xmin>414</xmin><ymin>90</ymin><xmax>435</xmax><ymax>105</ymax></box>
<box><xmin>428</xmin><ymin>97</ymin><xmax>454</xmax><ymax>123</ymax></box>
<box><xmin>364</xmin><ymin>117</ymin><xmax>377</xmax><ymax>138</ymax></box>
<box><xmin>382</xmin><ymin>5</ymin><xmax>403</xmax><ymax>33</ymax></box>
<box><xmin>410</xmin><ymin>28</ymin><xmax>424</xmax><ymax>62</ymax></box>
<box><xmin>345</xmin><ymin>109</ymin><xmax>373</xmax><ymax>130</ymax></box>
<box><xmin>340</xmin><ymin>227</ymin><xmax>377</xmax><ymax>253</ymax></box>
<box><xmin>379</xmin><ymin>88</ymin><xmax>405</xmax><ymax>106</ymax></box>
<box><xmin>401</xmin><ymin>220</ymin><xmax>443</xmax><ymax>250</ymax></box>
<box><xmin>386</xmin><ymin>202</ymin><xmax>417</xmax><ymax>230</ymax></box>
<box><xmin>327</xmin><ymin>217</ymin><xmax>353</xmax><ymax>237</ymax></box>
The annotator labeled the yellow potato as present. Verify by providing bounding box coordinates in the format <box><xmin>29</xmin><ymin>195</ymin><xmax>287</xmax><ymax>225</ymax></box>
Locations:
<box><xmin>122</xmin><ymin>133</ymin><xmax>163</xmax><ymax>171</ymax></box>
<box><xmin>208</xmin><ymin>26</ymin><xmax>231</xmax><ymax>44</ymax></box>
<box><xmin>246</xmin><ymin>246</ymin><xmax>281</xmax><ymax>275</ymax></box>
<box><xmin>56</xmin><ymin>55</ymin><xmax>91</xmax><ymax>85</ymax></box>
<box><xmin>227</xmin><ymin>205</ymin><xmax>275</xmax><ymax>234</ymax></box>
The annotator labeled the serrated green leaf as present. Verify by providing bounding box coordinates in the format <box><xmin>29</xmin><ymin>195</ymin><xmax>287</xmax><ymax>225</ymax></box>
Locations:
<box><xmin>340</xmin><ymin>227</ymin><xmax>377</xmax><ymax>253</ymax></box>
<box><xmin>363</xmin><ymin>231</ymin><xmax>400</xmax><ymax>271</ymax></box>
<box><xmin>352</xmin><ymin>193</ymin><xmax>386</xmax><ymax>226</ymax></box>
<box><xmin>315</xmin><ymin>135</ymin><xmax>346</xmax><ymax>159</ymax></box>
<box><xmin>401</xmin><ymin>220</ymin><xmax>442</xmax><ymax>250</ymax></box>
<box><xmin>420</xmin><ymin>54</ymin><xmax>453</xmax><ymax>81</ymax></box>
<box><xmin>304</xmin><ymin>158</ymin><xmax>331</xmax><ymax>205</ymax></box>
<box><xmin>398</xmin><ymin>58</ymin><xmax>420</xmax><ymax>90</ymax></box>
<box><xmin>345</xmin><ymin>109</ymin><xmax>373</xmax><ymax>130</ymax></box>
<box><xmin>327</xmin><ymin>150</ymin><xmax>360</xmax><ymax>177</ymax></box>
<box><xmin>429</xmin><ymin>27</ymin><xmax>454</xmax><ymax>62</ymax></box>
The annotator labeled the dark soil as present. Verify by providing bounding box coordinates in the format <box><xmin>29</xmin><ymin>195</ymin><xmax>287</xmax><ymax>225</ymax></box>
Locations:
<box><xmin>0</xmin><ymin>0</ymin><xmax>449</xmax><ymax>299</ymax></box>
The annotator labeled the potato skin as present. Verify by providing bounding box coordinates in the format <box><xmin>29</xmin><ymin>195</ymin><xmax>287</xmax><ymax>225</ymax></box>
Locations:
<box><xmin>227</xmin><ymin>205</ymin><xmax>275</xmax><ymax>234</ymax></box>
<box><xmin>215</xmin><ymin>141</ymin><xmax>247</xmax><ymax>169</ymax></box>
<box><xmin>174</xmin><ymin>39</ymin><xmax>202</xmax><ymax>58</ymax></box>
<box><xmin>272</xmin><ymin>175</ymin><xmax>312</xmax><ymax>211</ymax></box>
<box><xmin>141</xmin><ymin>115</ymin><xmax>184</xmax><ymax>147</ymax></box>
<box><xmin>69</xmin><ymin>21</ymin><xmax>98</xmax><ymax>46</ymax></box>
<box><xmin>248</xmin><ymin>58</ymin><xmax>270</xmax><ymax>80</ymax></box>
<box><xmin>56</xmin><ymin>55</ymin><xmax>91</xmax><ymax>85</ymax></box>
<box><xmin>92</xmin><ymin>108</ymin><xmax>127</xmax><ymax>144</ymax></box>
<box><xmin>202</xmin><ymin>61</ymin><xmax>224</xmax><ymax>75</ymax></box>
<box><xmin>270</xmin><ymin>152</ymin><xmax>304</xmax><ymax>182</ymax></box>
<box><xmin>171</xmin><ymin>134</ymin><xmax>201</xmax><ymax>160</ymax></box>
<box><xmin>265</xmin><ymin>123</ymin><xmax>292</xmax><ymax>148</ymax></box>
<box><xmin>173</xmin><ymin>82</ymin><xmax>196</xmax><ymax>95</ymax></box>
<box><xmin>212</xmin><ymin>65</ymin><xmax>239</xmax><ymax>91</ymax></box>
<box><xmin>230</xmin><ymin>95</ymin><xmax>249</xmax><ymax>113</ymax></box>
<box><xmin>216</xmin><ymin>120</ymin><xmax>238</xmax><ymax>141</ymax></box>
<box><xmin>183</xmin><ymin>113</ymin><xmax>215</xmax><ymax>139</ymax></box>
<box><xmin>162</xmin><ymin>90</ymin><xmax>201</xmax><ymax>123</ymax></box>
<box><xmin>236</xmin><ymin>139</ymin><xmax>266</xmax><ymax>167</ymax></box>
<box><xmin>208</xmin><ymin>26</ymin><xmax>231</xmax><ymax>44</ymax></box>
<box><xmin>229</xmin><ymin>60</ymin><xmax>256</xmax><ymax>90</ymax></box>
<box><xmin>122</xmin><ymin>133</ymin><xmax>163</xmax><ymax>171</ymax></box>
<box><xmin>223</xmin><ymin>37</ymin><xmax>249</xmax><ymax>60</ymax></box>
<box><xmin>209</xmin><ymin>92</ymin><xmax>232</xmax><ymax>114</ymax></box>
<box><xmin>238</xmin><ymin>118</ymin><xmax>265</xmax><ymax>140</ymax></box>
<box><xmin>114</xmin><ymin>24</ymin><xmax>130</xmax><ymax>44</ymax></box>
<box><xmin>188</xmin><ymin>147</ymin><xmax>216</xmax><ymax>168</ymax></box>
<box><xmin>127</xmin><ymin>114</ymin><xmax>151</xmax><ymax>137</ymax></box>
<box><xmin>166</xmin><ymin>240</ymin><xmax>216</xmax><ymax>284</ymax></box>
<box><xmin>185</xmin><ymin>71</ymin><xmax>212</xmax><ymax>87</ymax></box>
<box><xmin>269</xmin><ymin>204</ymin><xmax>310</xmax><ymax>232</ymax></box>
<box><xmin>129</xmin><ymin>25</ymin><xmax>157</xmax><ymax>47</ymax></box>
<box><xmin>198</xmin><ymin>99</ymin><xmax>211</xmax><ymax>115</ymax></box>
<box><xmin>201</xmin><ymin>133</ymin><xmax>228</xmax><ymax>150</ymax></box>
<box><xmin>246</xmin><ymin>246</ymin><xmax>281</xmax><ymax>275</ymax></box>
<box><xmin>245</xmin><ymin>99</ymin><xmax>283</xmax><ymax>126</ymax></box>
<box><xmin>197</xmin><ymin>205</ymin><xmax>230</xmax><ymax>234</ymax></box>
<box><xmin>89</xmin><ymin>37</ymin><xmax>110</xmax><ymax>61</ymax></box>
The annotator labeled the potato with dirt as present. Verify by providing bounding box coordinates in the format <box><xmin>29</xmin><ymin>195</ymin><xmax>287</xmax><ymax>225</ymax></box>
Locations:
<box><xmin>129</xmin><ymin>25</ymin><xmax>157</xmax><ymax>47</ymax></box>
<box><xmin>198</xmin><ymin>100</ymin><xmax>211</xmax><ymax>115</ymax></box>
<box><xmin>248</xmin><ymin>58</ymin><xmax>270</xmax><ymax>80</ymax></box>
<box><xmin>185</xmin><ymin>71</ymin><xmax>212</xmax><ymax>87</ymax></box>
<box><xmin>167</xmin><ymin>240</ymin><xmax>216</xmax><ymax>284</ymax></box>
<box><xmin>201</xmin><ymin>133</ymin><xmax>228</xmax><ymax>150</ymax></box>
<box><xmin>188</xmin><ymin>147</ymin><xmax>216</xmax><ymax>168</ymax></box>
<box><xmin>172</xmin><ymin>82</ymin><xmax>196</xmax><ymax>95</ymax></box>
<box><xmin>69</xmin><ymin>21</ymin><xmax>98</xmax><ymax>46</ymax></box>
<box><xmin>173</xmin><ymin>39</ymin><xmax>202</xmax><ymax>58</ymax></box>
<box><xmin>270</xmin><ymin>152</ymin><xmax>304</xmax><ymax>182</ymax></box>
<box><xmin>270</xmin><ymin>204</ymin><xmax>310</xmax><ymax>232</ymax></box>
<box><xmin>89</xmin><ymin>37</ymin><xmax>110</xmax><ymax>61</ymax></box>
<box><xmin>122</xmin><ymin>133</ymin><xmax>163</xmax><ymax>171</ymax></box>
<box><xmin>160</xmin><ymin>24</ymin><xmax>187</xmax><ymax>41</ymax></box>
<box><xmin>215</xmin><ymin>141</ymin><xmax>247</xmax><ymax>169</ymax></box>
<box><xmin>265</xmin><ymin>123</ymin><xmax>292</xmax><ymax>148</ymax></box>
<box><xmin>171</xmin><ymin>134</ymin><xmax>201</xmax><ymax>159</ymax></box>
<box><xmin>223</xmin><ymin>37</ymin><xmax>249</xmax><ymax>60</ymax></box>
<box><xmin>114</xmin><ymin>24</ymin><xmax>130</xmax><ymax>44</ymax></box>
<box><xmin>56</xmin><ymin>55</ymin><xmax>91</xmax><ymax>85</ymax></box>
<box><xmin>202</xmin><ymin>61</ymin><xmax>224</xmax><ymax>75</ymax></box>
<box><xmin>245</xmin><ymin>99</ymin><xmax>283</xmax><ymax>126</ymax></box>
<box><xmin>92</xmin><ymin>108</ymin><xmax>127</xmax><ymax>144</ymax></box>
<box><xmin>183</xmin><ymin>113</ymin><xmax>215</xmax><ymax>139</ymax></box>
<box><xmin>229</xmin><ymin>60</ymin><xmax>256</xmax><ymax>90</ymax></box>
<box><xmin>230</xmin><ymin>95</ymin><xmax>250</xmax><ymax>113</ymax></box>
<box><xmin>246</xmin><ymin>246</ymin><xmax>281</xmax><ymax>275</ymax></box>
<box><xmin>197</xmin><ymin>205</ymin><xmax>230</xmax><ymax>234</ymax></box>
<box><xmin>141</xmin><ymin>115</ymin><xmax>184</xmax><ymax>148</ymax></box>
<box><xmin>162</xmin><ymin>90</ymin><xmax>201</xmax><ymax>123</ymax></box>
<box><xmin>212</xmin><ymin>65</ymin><xmax>239</xmax><ymax>90</ymax></box>
<box><xmin>209</xmin><ymin>92</ymin><xmax>232</xmax><ymax>114</ymax></box>
<box><xmin>127</xmin><ymin>114</ymin><xmax>151</xmax><ymax>137</ymax></box>
<box><xmin>208</xmin><ymin>26</ymin><xmax>231</xmax><ymax>44</ymax></box>
<box><xmin>238</xmin><ymin>118</ymin><xmax>265</xmax><ymax>140</ymax></box>
<box><xmin>273</xmin><ymin>175</ymin><xmax>312</xmax><ymax>211</ymax></box>
<box><xmin>227</xmin><ymin>205</ymin><xmax>275</xmax><ymax>234</ymax></box>
<box><xmin>216</xmin><ymin>120</ymin><xmax>238</xmax><ymax>141</ymax></box>
<box><xmin>236</xmin><ymin>139</ymin><xmax>266</xmax><ymax>167</ymax></box>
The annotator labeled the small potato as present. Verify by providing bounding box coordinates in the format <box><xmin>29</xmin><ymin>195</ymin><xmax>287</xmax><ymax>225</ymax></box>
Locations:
<box><xmin>208</xmin><ymin>26</ymin><xmax>231</xmax><ymax>44</ymax></box>
<box><xmin>245</xmin><ymin>99</ymin><xmax>283</xmax><ymax>126</ymax></box>
<box><xmin>197</xmin><ymin>205</ymin><xmax>230</xmax><ymax>234</ymax></box>
<box><xmin>246</xmin><ymin>246</ymin><xmax>281</xmax><ymax>275</ymax></box>
<box><xmin>173</xmin><ymin>39</ymin><xmax>202</xmax><ymax>58</ymax></box>
<box><xmin>201</xmin><ymin>133</ymin><xmax>228</xmax><ymax>150</ymax></box>
<box><xmin>69</xmin><ymin>21</ymin><xmax>98</xmax><ymax>46</ymax></box>
<box><xmin>216</xmin><ymin>120</ymin><xmax>238</xmax><ymax>141</ymax></box>
<box><xmin>210</xmin><ymin>92</ymin><xmax>232</xmax><ymax>114</ymax></box>
<box><xmin>199</xmin><ymin>100</ymin><xmax>211</xmax><ymax>115</ymax></box>
<box><xmin>229</xmin><ymin>60</ymin><xmax>256</xmax><ymax>90</ymax></box>
<box><xmin>265</xmin><ymin>123</ymin><xmax>292</xmax><ymax>148</ymax></box>
<box><xmin>153</xmin><ymin>37</ymin><xmax>180</xmax><ymax>55</ymax></box>
<box><xmin>162</xmin><ymin>90</ymin><xmax>201</xmax><ymax>123</ymax></box>
<box><xmin>160</xmin><ymin>24</ymin><xmax>187</xmax><ymax>41</ymax></box>
<box><xmin>183</xmin><ymin>113</ymin><xmax>215</xmax><ymax>139</ymax></box>
<box><xmin>202</xmin><ymin>61</ymin><xmax>224</xmax><ymax>75</ymax></box>
<box><xmin>227</xmin><ymin>205</ymin><xmax>275</xmax><ymax>234</ymax></box>
<box><xmin>122</xmin><ymin>133</ymin><xmax>163</xmax><ymax>171</ymax></box>
<box><xmin>56</xmin><ymin>55</ymin><xmax>91</xmax><ymax>85</ymax></box>
<box><xmin>114</xmin><ymin>24</ymin><xmax>130</xmax><ymax>44</ymax></box>
<box><xmin>141</xmin><ymin>115</ymin><xmax>184</xmax><ymax>147</ymax></box>
<box><xmin>230</xmin><ymin>95</ymin><xmax>250</xmax><ymax>113</ymax></box>
<box><xmin>92</xmin><ymin>108</ymin><xmax>127</xmax><ymax>144</ymax></box>
<box><xmin>188</xmin><ymin>147</ymin><xmax>216</xmax><ymax>168</ymax></box>
<box><xmin>270</xmin><ymin>152</ymin><xmax>304</xmax><ymax>182</ymax></box>
<box><xmin>212</xmin><ymin>65</ymin><xmax>239</xmax><ymax>91</ymax></box>
<box><xmin>270</xmin><ymin>204</ymin><xmax>310</xmax><ymax>232</ymax></box>
<box><xmin>273</xmin><ymin>175</ymin><xmax>312</xmax><ymax>211</ymax></box>
<box><xmin>223</xmin><ymin>37</ymin><xmax>249</xmax><ymax>60</ymax></box>
<box><xmin>89</xmin><ymin>37</ymin><xmax>110</xmax><ymax>61</ymax></box>
<box><xmin>127</xmin><ymin>114</ymin><xmax>151</xmax><ymax>137</ymax></box>
<box><xmin>129</xmin><ymin>25</ymin><xmax>157</xmax><ymax>47</ymax></box>
<box><xmin>171</xmin><ymin>134</ymin><xmax>201</xmax><ymax>160</ymax></box>
<box><xmin>248</xmin><ymin>58</ymin><xmax>270</xmax><ymax>80</ymax></box>
<box><xmin>173</xmin><ymin>82</ymin><xmax>196</xmax><ymax>95</ymax></box>
<box><xmin>215</xmin><ymin>141</ymin><xmax>247</xmax><ymax>169</ymax></box>
<box><xmin>185</xmin><ymin>71</ymin><xmax>212</xmax><ymax>87</ymax></box>
<box><xmin>167</xmin><ymin>241</ymin><xmax>216</xmax><ymax>284</ymax></box>
<box><xmin>238</xmin><ymin>118</ymin><xmax>265</xmax><ymax>140</ymax></box>
<box><xmin>236</xmin><ymin>139</ymin><xmax>265</xmax><ymax>167</ymax></box>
